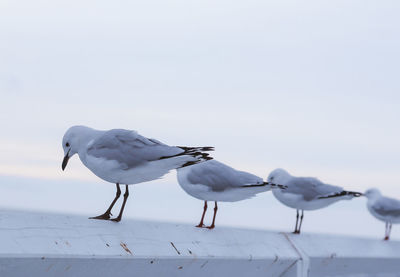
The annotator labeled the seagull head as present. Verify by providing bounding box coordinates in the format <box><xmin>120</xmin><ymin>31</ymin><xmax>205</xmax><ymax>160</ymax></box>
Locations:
<box><xmin>61</xmin><ymin>125</ymin><xmax>91</xmax><ymax>171</ymax></box>
<box><xmin>364</xmin><ymin>188</ymin><xmax>381</xmax><ymax>199</ymax></box>
<box><xmin>267</xmin><ymin>168</ymin><xmax>291</xmax><ymax>184</ymax></box>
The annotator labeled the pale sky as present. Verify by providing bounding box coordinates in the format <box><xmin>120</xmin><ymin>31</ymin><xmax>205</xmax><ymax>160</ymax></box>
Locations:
<box><xmin>1</xmin><ymin>0</ymin><xmax>400</xmax><ymax>239</ymax></box>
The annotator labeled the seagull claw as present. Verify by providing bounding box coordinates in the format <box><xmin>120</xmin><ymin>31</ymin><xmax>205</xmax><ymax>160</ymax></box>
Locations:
<box><xmin>110</xmin><ymin>217</ymin><xmax>121</xmax><ymax>222</ymax></box>
<box><xmin>89</xmin><ymin>213</ymin><xmax>112</xmax><ymax>220</ymax></box>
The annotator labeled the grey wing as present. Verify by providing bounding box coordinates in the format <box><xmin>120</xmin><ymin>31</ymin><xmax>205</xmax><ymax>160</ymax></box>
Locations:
<box><xmin>373</xmin><ymin>197</ymin><xmax>400</xmax><ymax>217</ymax></box>
<box><xmin>187</xmin><ymin>160</ymin><xmax>264</xmax><ymax>192</ymax></box>
<box><xmin>87</xmin><ymin>129</ymin><xmax>183</xmax><ymax>169</ymax></box>
<box><xmin>285</xmin><ymin>177</ymin><xmax>343</xmax><ymax>201</ymax></box>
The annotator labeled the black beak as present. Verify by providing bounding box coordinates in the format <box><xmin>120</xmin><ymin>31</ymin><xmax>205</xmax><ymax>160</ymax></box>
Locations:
<box><xmin>62</xmin><ymin>149</ymin><xmax>70</xmax><ymax>171</ymax></box>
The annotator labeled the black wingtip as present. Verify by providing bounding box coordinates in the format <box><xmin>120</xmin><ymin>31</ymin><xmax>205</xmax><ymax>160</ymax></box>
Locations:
<box><xmin>177</xmin><ymin>146</ymin><xmax>215</xmax><ymax>152</ymax></box>
<box><xmin>241</xmin><ymin>182</ymin><xmax>287</xmax><ymax>189</ymax></box>
<box><xmin>318</xmin><ymin>190</ymin><xmax>363</xmax><ymax>199</ymax></box>
<box><xmin>267</xmin><ymin>182</ymin><xmax>288</xmax><ymax>190</ymax></box>
<box><xmin>349</xmin><ymin>191</ymin><xmax>363</xmax><ymax>197</ymax></box>
<box><xmin>169</xmin><ymin>146</ymin><xmax>215</xmax><ymax>168</ymax></box>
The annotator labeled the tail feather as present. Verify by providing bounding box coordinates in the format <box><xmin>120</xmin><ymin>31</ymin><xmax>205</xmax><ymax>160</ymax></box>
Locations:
<box><xmin>241</xmin><ymin>182</ymin><xmax>287</xmax><ymax>190</ymax></box>
<box><xmin>318</xmin><ymin>190</ymin><xmax>362</xmax><ymax>199</ymax></box>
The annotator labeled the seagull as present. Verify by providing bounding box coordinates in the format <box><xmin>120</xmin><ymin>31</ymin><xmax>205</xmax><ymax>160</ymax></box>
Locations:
<box><xmin>267</xmin><ymin>168</ymin><xmax>362</xmax><ymax>234</ymax></box>
<box><xmin>177</xmin><ymin>160</ymin><xmax>286</xmax><ymax>229</ymax></box>
<box><xmin>365</xmin><ymin>188</ymin><xmax>400</xmax><ymax>241</ymax></box>
<box><xmin>62</xmin><ymin>125</ymin><xmax>214</xmax><ymax>222</ymax></box>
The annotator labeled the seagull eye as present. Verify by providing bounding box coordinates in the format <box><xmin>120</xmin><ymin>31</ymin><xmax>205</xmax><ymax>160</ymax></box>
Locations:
<box><xmin>66</xmin><ymin>142</ymin><xmax>70</xmax><ymax>147</ymax></box>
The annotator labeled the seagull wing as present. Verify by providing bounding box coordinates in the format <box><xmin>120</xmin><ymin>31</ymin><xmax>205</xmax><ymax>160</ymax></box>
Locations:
<box><xmin>285</xmin><ymin>177</ymin><xmax>343</xmax><ymax>201</ymax></box>
<box><xmin>373</xmin><ymin>197</ymin><xmax>400</xmax><ymax>217</ymax></box>
<box><xmin>186</xmin><ymin>160</ymin><xmax>264</xmax><ymax>192</ymax></box>
<box><xmin>87</xmin><ymin>129</ymin><xmax>183</xmax><ymax>169</ymax></box>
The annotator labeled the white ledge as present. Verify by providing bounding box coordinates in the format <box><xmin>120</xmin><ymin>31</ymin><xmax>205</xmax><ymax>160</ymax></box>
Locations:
<box><xmin>0</xmin><ymin>210</ymin><xmax>400</xmax><ymax>277</ymax></box>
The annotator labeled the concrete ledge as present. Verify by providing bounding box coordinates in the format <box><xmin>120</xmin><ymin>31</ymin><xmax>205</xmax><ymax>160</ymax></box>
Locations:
<box><xmin>0</xmin><ymin>210</ymin><xmax>399</xmax><ymax>277</ymax></box>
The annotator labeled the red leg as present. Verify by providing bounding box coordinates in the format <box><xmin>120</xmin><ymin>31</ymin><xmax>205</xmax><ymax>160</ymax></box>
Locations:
<box><xmin>384</xmin><ymin>222</ymin><xmax>392</xmax><ymax>241</ymax></box>
<box><xmin>207</xmin><ymin>202</ymin><xmax>218</xmax><ymax>229</ymax></box>
<box><xmin>384</xmin><ymin>222</ymin><xmax>388</xmax><ymax>240</ymax></box>
<box><xmin>196</xmin><ymin>201</ymin><xmax>208</xmax><ymax>228</ymax></box>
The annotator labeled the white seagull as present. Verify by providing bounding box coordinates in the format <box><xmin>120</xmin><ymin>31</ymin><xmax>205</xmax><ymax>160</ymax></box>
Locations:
<box><xmin>177</xmin><ymin>160</ymin><xmax>286</xmax><ymax>229</ymax></box>
<box><xmin>62</xmin><ymin>125</ymin><xmax>213</xmax><ymax>222</ymax></box>
<box><xmin>267</xmin><ymin>168</ymin><xmax>362</xmax><ymax>234</ymax></box>
<box><xmin>365</xmin><ymin>188</ymin><xmax>400</xmax><ymax>241</ymax></box>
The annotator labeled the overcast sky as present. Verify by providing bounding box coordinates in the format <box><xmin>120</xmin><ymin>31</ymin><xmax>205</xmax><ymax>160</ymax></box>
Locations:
<box><xmin>1</xmin><ymin>0</ymin><xmax>400</xmax><ymax>239</ymax></box>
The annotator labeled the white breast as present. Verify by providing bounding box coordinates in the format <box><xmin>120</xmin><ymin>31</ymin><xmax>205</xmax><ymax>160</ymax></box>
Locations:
<box><xmin>79</xmin><ymin>149</ymin><xmax>195</xmax><ymax>185</ymax></box>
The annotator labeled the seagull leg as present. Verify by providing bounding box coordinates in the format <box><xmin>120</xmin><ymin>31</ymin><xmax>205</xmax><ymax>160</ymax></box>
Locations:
<box><xmin>111</xmin><ymin>185</ymin><xmax>129</xmax><ymax>222</ymax></box>
<box><xmin>293</xmin><ymin>209</ymin><xmax>300</xmax><ymax>234</ymax></box>
<box><xmin>384</xmin><ymin>222</ymin><xmax>392</xmax><ymax>241</ymax></box>
<box><xmin>90</xmin><ymin>183</ymin><xmax>121</xmax><ymax>220</ymax></box>
<box><xmin>297</xmin><ymin>210</ymin><xmax>304</xmax><ymax>234</ymax></box>
<box><xmin>384</xmin><ymin>222</ymin><xmax>389</xmax><ymax>240</ymax></box>
<box><xmin>207</xmin><ymin>202</ymin><xmax>218</xmax><ymax>229</ymax></box>
<box><xmin>196</xmin><ymin>201</ymin><xmax>208</xmax><ymax>228</ymax></box>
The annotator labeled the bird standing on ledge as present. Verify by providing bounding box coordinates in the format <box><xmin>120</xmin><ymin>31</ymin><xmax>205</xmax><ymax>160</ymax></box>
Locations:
<box><xmin>267</xmin><ymin>168</ymin><xmax>362</xmax><ymax>234</ymax></box>
<box><xmin>62</xmin><ymin>125</ymin><xmax>213</xmax><ymax>222</ymax></box>
<box><xmin>177</xmin><ymin>159</ymin><xmax>286</xmax><ymax>229</ymax></box>
<box><xmin>365</xmin><ymin>188</ymin><xmax>400</xmax><ymax>241</ymax></box>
